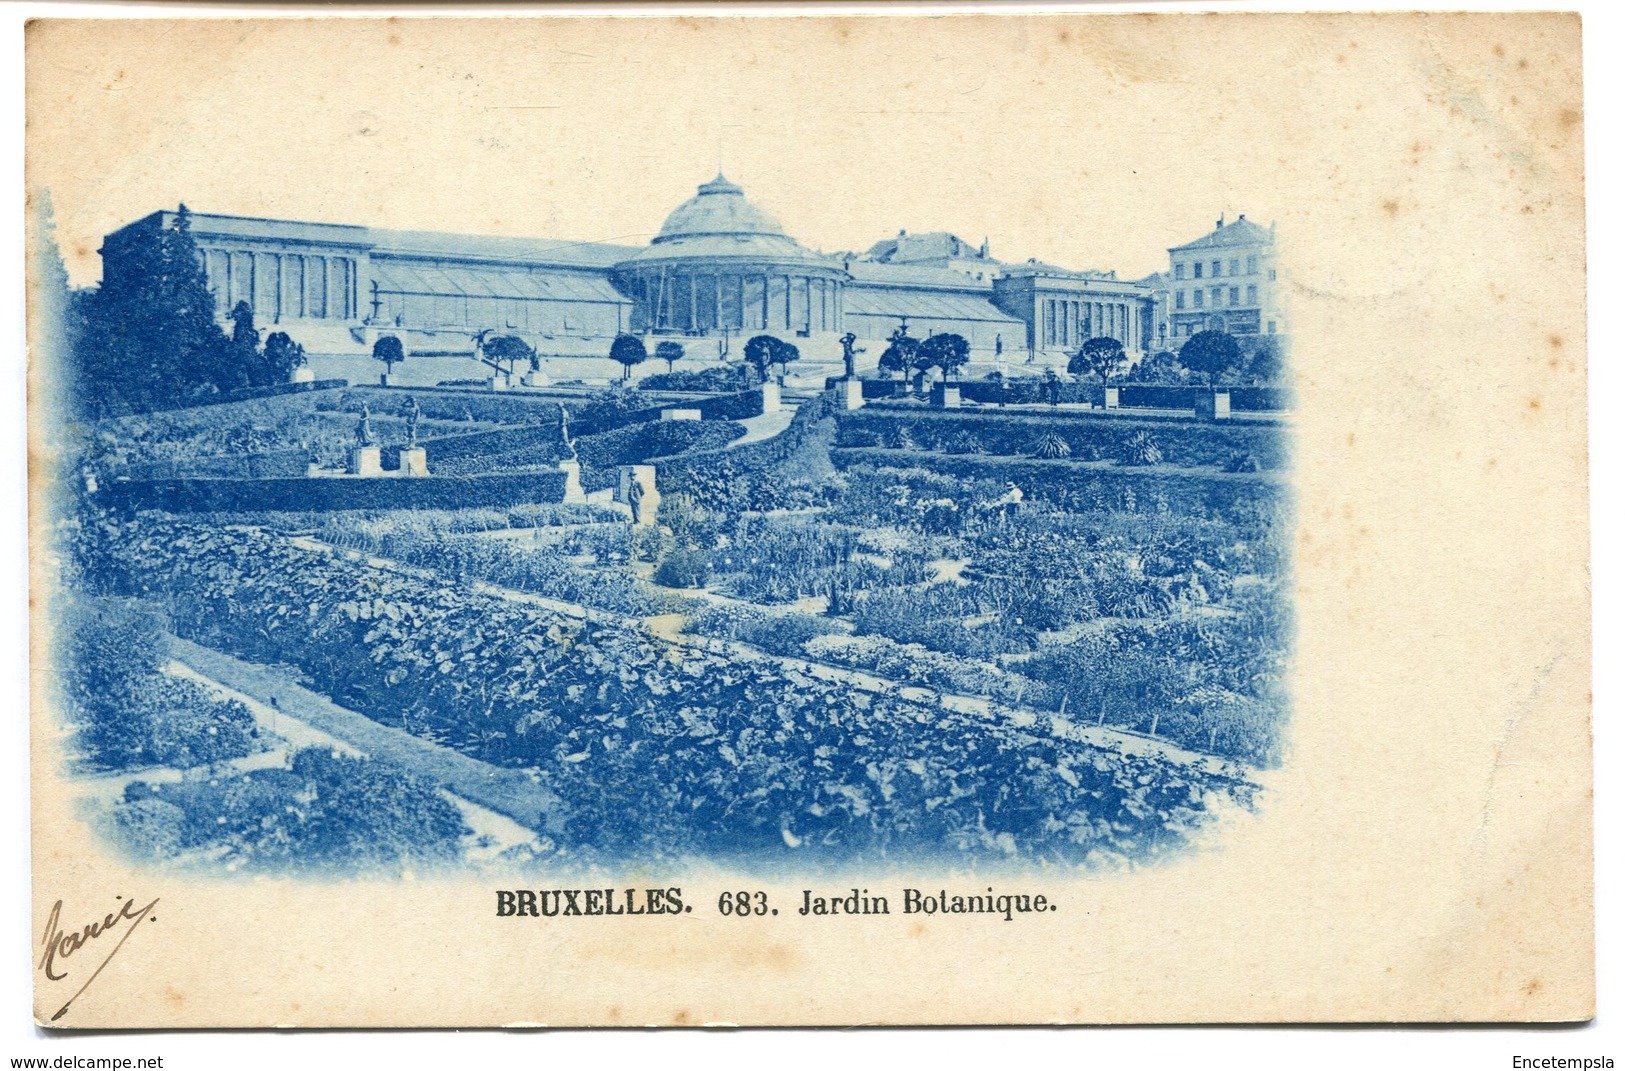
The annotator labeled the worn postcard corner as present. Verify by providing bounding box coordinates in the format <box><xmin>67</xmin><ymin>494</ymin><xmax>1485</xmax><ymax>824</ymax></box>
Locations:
<box><xmin>23</xmin><ymin>10</ymin><xmax>1592</xmax><ymax>1028</ymax></box>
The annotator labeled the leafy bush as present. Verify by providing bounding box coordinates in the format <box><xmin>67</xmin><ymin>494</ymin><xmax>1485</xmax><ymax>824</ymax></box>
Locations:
<box><xmin>108</xmin><ymin>748</ymin><xmax>470</xmax><ymax>872</ymax></box>
<box><xmin>639</xmin><ymin>366</ymin><xmax>752</xmax><ymax>393</ymax></box>
<box><xmin>56</xmin><ymin>598</ymin><xmax>261</xmax><ymax>772</ymax></box>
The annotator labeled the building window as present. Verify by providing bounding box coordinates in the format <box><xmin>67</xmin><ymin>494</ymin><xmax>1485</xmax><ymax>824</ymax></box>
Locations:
<box><xmin>1211</xmin><ymin>260</ymin><xmax>1221</xmax><ymax>277</ymax></box>
<box><xmin>1193</xmin><ymin>262</ymin><xmax>1203</xmax><ymax>279</ymax></box>
<box><xmin>1174</xmin><ymin>263</ymin><xmax>1185</xmax><ymax>280</ymax></box>
<box><xmin>1247</xmin><ymin>254</ymin><xmax>1259</xmax><ymax>274</ymax></box>
<box><xmin>1267</xmin><ymin>320</ymin><xmax>1277</xmax><ymax>334</ymax></box>
<box><xmin>1193</xmin><ymin>290</ymin><xmax>1204</xmax><ymax>308</ymax></box>
<box><xmin>1247</xmin><ymin>284</ymin><xmax>1258</xmax><ymax>305</ymax></box>
<box><xmin>1229</xmin><ymin>287</ymin><xmax>1239</xmax><ymax>305</ymax></box>
<box><xmin>1175</xmin><ymin>291</ymin><xmax>1186</xmax><ymax>310</ymax></box>
<box><xmin>1211</xmin><ymin>287</ymin><xmax>1221</xmax><ymax>305</ymax></box>
<box><xmin>1268</xmin><ymin>268</ymin><xmax>1277</xmax><ymax>281</ymax></box>
<box><xmin>1228</xmin><ymin>258</ymin><xmax>1239</xmax><ymax>275</ymax></box>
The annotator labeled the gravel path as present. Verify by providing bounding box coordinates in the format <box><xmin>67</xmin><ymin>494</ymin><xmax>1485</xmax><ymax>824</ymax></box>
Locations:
<box><xmin>165</xmin><ymin>635</ymin><xmax>566</xmax><ymax>838</ymax></box>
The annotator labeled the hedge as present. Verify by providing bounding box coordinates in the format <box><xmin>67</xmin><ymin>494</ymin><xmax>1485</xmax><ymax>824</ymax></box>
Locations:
<box><xmin>835</xmin><ymin>408</ymin><xmax>1289</xmax><ymax>470</ymax></box>
<box><xmin>655</xmin><ymin>387</ymin><xmax>840</xmax><ymax>504</ymax></box>
<box><xmin>575</xmin><ymin>419</ymin><xmax>746</xmax><ymax>491</ymax></box>
<box><xmin>100</xmin><ymin>471</ymin><xmax>569</xmax><ymax>514</ymax></box>
<box><xmin>314</xmin><ymin>387</ymin><xmax>566</xmax><ymax>426</ymax></box>
<box><xmin>638</xmin><ymin>367</ymin><xmax>751</xmax><ymax>393</ymax></box>
<box><xmin>850</xmin><ymin>378</ymin><xmax>1291</xmax><ymax>411</ymax></box>
<box><xmin>146</xmin><ymin>379</ymin><xmax>349</xmax><ymax>413</ymax></box>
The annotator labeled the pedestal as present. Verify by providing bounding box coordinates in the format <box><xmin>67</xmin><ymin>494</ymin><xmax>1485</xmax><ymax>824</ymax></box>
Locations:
<box><xmin>1104</xmin><ymin>387</ymin><xmax>1120</xmax><ymax>409</ymax></box>
<box><xmin>399</xmin><ymin>447</ymin><xmax>429</xmax><ymax>477</ymax></box>
<box><xmin>348</xmin><ymin>446</ymin><xmax>382</xmax><ymax>477</ymax></box>
<box><xmin>839</xmin><ymin>378</ymin><xmax>865</xmax><ymax>410</ymax></box>
<box><xmin>488</xmin><ymin>376</ymin><xmax>508</xmax><ymax>392</ymax></box>
<box><xmin>931</xmin><ymin>383</ymin><xmax>962</xmax><ymax>409</ymax></box>
<box><xmin>558</xmin><ymin>459</ymin><xmax>585</xmax><ymax>503</ymax></box>
<box><xmin>617</xmin><ymin>464</ymin><xmax>660</xmax><ymax>527</ymax></box>
<box><xmin>291</xmin><ymin>367</ymin><xmax>315</xmax><ymax>384</ymax></box>
<box><xmin>760</xmin><ymin>380</ymin><xmax>782</xmax><ymax>414</ymax></box>
<box><xmin>378</xmin><ymin>373</ymin><xmax>394</xmax><ymax>387</ymax></box>
<box><xmin>1196</xmin><ymin>390</ymin><xmax>1232</xmax><ymax>422</ymax></box>
<box><xmin>521</xmin><ymin>370</ymin><xmax>549</xmax><ymax>388</ymax></box>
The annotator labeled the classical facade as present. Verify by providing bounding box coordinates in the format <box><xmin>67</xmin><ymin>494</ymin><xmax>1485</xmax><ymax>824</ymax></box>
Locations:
<box><xmin>1140</xmin><ymin>214</ymin><xmax>1287</xmax><ymax>345</ymax></box>
<box><xmin>100</xmin><ymin>177</ymin><xmax>1159</xmax><ymax>377</ymax></box>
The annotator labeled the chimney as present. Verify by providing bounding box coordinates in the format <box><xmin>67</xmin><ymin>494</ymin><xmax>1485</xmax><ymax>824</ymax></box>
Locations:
<box><xmin>1238</xmin><ymin>213</ymin><xmax>1247</xmax><ymax>221</ymax></box>
<box><xmin>1216</xmin><ymin>213</ymin><xmax>1225</xmax><ymax>229</ymax></box>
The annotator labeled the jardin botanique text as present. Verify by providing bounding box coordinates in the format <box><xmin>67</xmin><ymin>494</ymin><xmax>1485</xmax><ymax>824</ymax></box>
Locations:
<box><xmin>496</xmin><ymin>886</ymin><xmax>1059</xmax><ymax>922</ymax></box>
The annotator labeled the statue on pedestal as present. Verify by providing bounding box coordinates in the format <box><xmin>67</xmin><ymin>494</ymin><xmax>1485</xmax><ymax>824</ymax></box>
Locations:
<box><xmin>559</xmin><ymin>405</ymin><xmax>578</xmax><ymax>461</ymax></box>
<box><xmin>839</xmin><ymin>332</ymin><xmax>865</xmax><ymax>380</ymax></box>
<box><xmin>403</xmin><ymin>395</ymin><xmax>421</xmax><ymax>448</ymax></box>
<box><xmin>355</xmin><ymin>402</ymin><xmax>375</xmax><ymax>447</ymax></box>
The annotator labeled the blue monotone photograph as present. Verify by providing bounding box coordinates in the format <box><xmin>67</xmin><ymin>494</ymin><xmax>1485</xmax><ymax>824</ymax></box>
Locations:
<box><xmin>23</xmin><ymin>10</ymin><xmax>1599</xmax><ymax>1034</ymax></box>
<box><xmin>29</xmin><ymin>18</ymin><xmax>1301</xmax><ymax>883</ymax></box>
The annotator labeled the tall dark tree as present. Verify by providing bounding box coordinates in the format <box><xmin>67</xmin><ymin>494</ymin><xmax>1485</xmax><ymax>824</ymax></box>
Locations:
<box><xmin>77</xmin><ymin>204</ymin><xmax>233</xmax><ymax>413</ymax></box>
<box><xmin>373</xmin><ymin>334</ymin><xmax>406</xmax><ymax>377</ymax></box>
<box><xmin>1068</xmin><ymin>336</ymin><xmax>1127</xmax><ymax>384</ymax></box>
<box><xmin>655</xmin><ymin>339</ymin><xmax>685</xmax><ymax>374</ymax></box>
<box><xmin>1245</xmin><ymin>337</ymin><xmax>1284</xmax><ymax>384</ymax></box>
<box><xmin>1136</xmin><ymin>349</ymin><xmax>1186</xmax><ymax>384</ymax></box>
<box><xmin>1179</xmin><ymin>330</ymin><xmax>1243</xmax><ymax>384</ymax></box>
<box><xmin>218</xmin><ymin>300</ymin><xmax>264</xmax><ymax>392</ymax></box>
<box><xmin>263</xmin><ymin>331</ymin><xmax>307</xmax><ymax>383</ymax></box>
<box><xmin>919</xmin><ymin>333</ymin><xmax>970</xmax><ymax>381</ymax></box>
<box><xmin>609</xmin><ymin>333</ymin><xmax>648</xmax><ymax>382</ymax></box>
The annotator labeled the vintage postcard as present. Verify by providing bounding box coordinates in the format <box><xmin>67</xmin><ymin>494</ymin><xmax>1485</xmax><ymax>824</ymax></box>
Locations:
<box><xmin>23</xmin><ymin>12</ymin><xmax>1591</xmax><ymax>1027</ymax></box>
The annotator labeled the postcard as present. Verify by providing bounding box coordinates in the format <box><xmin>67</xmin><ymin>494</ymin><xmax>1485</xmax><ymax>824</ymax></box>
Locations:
<box><xmin>24</xmin><ymin>11</ymin><xmax>1592</xmax><ymax>1026</ymax></box>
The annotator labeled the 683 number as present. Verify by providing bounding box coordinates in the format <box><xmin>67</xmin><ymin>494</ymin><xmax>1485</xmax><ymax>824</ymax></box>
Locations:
<box><xmin>717</xmin><ymin>891</ymin><xmax>771</xmax><ymax>917</ymax></box>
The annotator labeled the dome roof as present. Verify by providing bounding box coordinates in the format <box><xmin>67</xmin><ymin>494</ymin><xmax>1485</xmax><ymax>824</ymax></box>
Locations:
<box><xmin>618</xmin><ymin>175</ymin><xmax>838</xmax><ymax>271</ymax></box>
<box><xmin>654</xmin><ymin>174</ymin><xmax>788</xmax><ymax>242</ymax></box>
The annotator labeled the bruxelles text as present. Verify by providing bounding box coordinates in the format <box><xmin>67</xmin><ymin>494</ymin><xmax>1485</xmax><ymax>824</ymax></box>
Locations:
<box><xmin>496</xmin><ymin>887</ymin><xmax>1058</xmax><ymax>923</ymax></box>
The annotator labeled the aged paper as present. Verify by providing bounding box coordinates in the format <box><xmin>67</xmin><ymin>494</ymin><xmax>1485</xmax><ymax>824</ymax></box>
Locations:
<box><xmin>24</xmin><ymin>11</ymin><xmax>1591</xmax><ymax>1027</ymax></box>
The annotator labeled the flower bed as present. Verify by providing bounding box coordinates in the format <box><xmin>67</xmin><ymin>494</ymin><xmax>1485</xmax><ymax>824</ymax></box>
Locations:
<box><xmin>72</xmin><ymin>514</ymin><xmax>1253</xmax><ymax>865</ymax></box>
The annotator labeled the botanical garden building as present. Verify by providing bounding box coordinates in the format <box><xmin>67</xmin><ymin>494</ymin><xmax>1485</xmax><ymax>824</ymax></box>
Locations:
<box><xmin>100</xmin><ymin>175</ymin><xmax>1161</xmax><ymax>379</ymax></box>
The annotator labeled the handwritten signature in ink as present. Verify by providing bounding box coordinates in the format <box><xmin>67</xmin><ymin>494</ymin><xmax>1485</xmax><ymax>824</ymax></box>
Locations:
<box><xmin>38</xmin><ymin>895</ymin><xmax>160</xmax><ymax>1022</ymax></box>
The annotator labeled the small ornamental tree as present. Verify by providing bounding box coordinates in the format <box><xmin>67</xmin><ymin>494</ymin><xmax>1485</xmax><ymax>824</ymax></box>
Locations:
<box><xmin>1179</xmin><ymin>330</ymin><xmax>1243</xmax><ymax>384</ymax></box>
<box><xmin>770</xmin><ymin>338</ymin><xmax>800</xmax><ymax>379</ymax></box>
<box><xmin>372</xmin><ymin>334</ymin><xmax>406</xmax><ymax>377</ymax></box>
<box><xmin>1068</xmin><ymin>336</ymin><xmax>1127</xmax><ymax>384</ymax></box>
<box><xmin>479</xmin><ymin>333</ymin><xmax>536</xmax><ymax>380</ymax></box>
<box><xmin>742</xmin><ymin>334</ymin><xmax>777</xmax><ymax>384</ymax></box>
<box><xmin>263</xmin><ymin>331</ymin><xmax>307</xmax><ymax>383</ymax></box>
<box><xmin>919</xmin><ymin>333</ymin><xmax>971</xmax><ymax>381</ymax></box>
<box><xmin>878</xmin><ymin>334</ymin><xmax>922</xmax><ymax>383</ymax></box>
<box><xmin>609</xmin><ymin>333</ymin><xmax>648</xmax><ymax>382</ymax></box>
<box><xmin>655</xmin><ymin>339</ymin><xmax>686</xmax><ymax>374</ymax></box>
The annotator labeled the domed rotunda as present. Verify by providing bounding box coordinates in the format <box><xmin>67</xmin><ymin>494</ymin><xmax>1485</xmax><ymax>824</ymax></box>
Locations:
<box><xmin>614</xmin><ymin>175</ymin><xmax>848</xmax><ymax>337</ymax></box>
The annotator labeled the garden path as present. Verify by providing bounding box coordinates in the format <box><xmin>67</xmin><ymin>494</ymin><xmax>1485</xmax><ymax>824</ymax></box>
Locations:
<box><xmin>163</xmin><ymin>635</ymin><xmax>566</xmax><ymax>841</ymax></box>
<box><xmin>730</xmin><ymin>402</ymin><xmax>799</xmax><ymax>445</ymax></box>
